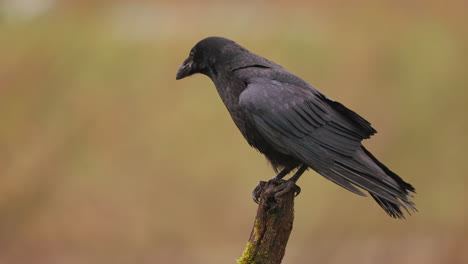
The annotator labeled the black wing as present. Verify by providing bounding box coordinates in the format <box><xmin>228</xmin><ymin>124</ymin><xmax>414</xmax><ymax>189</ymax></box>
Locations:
<box><xmin>239</xmin><ymin>78</ymin><xmax>415</xmax><ymax>217</ymax></box>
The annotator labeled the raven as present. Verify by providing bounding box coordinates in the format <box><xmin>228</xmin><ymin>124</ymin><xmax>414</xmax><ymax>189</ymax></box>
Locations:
<box><xmin>176</xmin><ymin>37</ymin><xmax>416</xmax><ymax>218</ymax></box>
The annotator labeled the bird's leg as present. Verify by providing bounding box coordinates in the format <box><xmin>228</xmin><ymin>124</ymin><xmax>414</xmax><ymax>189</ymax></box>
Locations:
<box><xmin>274</xmin><ymin>165</ymin><xmax>308</xmax><ymax>199</ymax></box>
<box><xmin>288</xmin><ymin>165</ymin><xmax>308</xmax><ymax>183</ymax></box>
<box><xmin>272</xmin><ymin>167</ymin><xmax>294</xmax><ymax>180</ymax></box>
<box><xmin>252</xmin><ymin>167</ymin><xmax>294</xmax><ymax>203</ymax></box>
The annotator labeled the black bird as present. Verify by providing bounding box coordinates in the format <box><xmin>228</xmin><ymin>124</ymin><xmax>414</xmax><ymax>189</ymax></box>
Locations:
<box><xmin>176</xmin><ymin>37</ymin><xmax>416</xmax><ymax>218</ymax></box>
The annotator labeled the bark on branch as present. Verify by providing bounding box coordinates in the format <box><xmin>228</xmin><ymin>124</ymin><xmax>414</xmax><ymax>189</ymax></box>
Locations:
<box><xmin>237</xmin><ymin>179</ymin><xmax>300</xmax><ymax>264</ymax></box>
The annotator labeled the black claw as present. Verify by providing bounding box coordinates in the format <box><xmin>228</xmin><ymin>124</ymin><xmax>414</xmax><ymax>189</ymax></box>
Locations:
<box><xmin>252</xmin><ymin>181</ymin><xmax>266</xmax><ymax>204</ymax></box>
<box><xmin>294</xmin><ymin>185</ymin><xmax>301</xmax><ymax>197</ymax></box>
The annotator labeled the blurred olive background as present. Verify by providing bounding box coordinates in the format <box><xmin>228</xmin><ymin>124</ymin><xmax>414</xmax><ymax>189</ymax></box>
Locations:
<box><xmin>1</xmin><ymin>0</ymin><xmax>467</xmax><ymax>263</ymax></box>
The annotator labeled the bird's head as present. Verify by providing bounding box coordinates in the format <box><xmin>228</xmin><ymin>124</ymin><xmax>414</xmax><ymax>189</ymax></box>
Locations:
<box><xmin>176</xmin><ymin>36</ymin><xmax>245</xmax><ymax>80</ymax></box>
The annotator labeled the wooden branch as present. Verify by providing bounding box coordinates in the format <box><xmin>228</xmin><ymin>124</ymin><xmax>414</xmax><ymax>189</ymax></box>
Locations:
<box><xmin>237</xmin><ymin>179</ymin><xmax>300</xmax><ymax>264</ymax></box>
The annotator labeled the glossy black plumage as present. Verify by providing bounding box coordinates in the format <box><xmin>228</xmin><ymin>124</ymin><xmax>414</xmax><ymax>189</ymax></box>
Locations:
<box><xmin>176</xmin><ymin>36</ymin><xmax>416</xmax><ymax>218</ymax></box>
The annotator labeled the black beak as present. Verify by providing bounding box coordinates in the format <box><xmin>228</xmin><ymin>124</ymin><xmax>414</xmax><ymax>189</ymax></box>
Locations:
<box><xmin>176</xmin><ymin>57</ymin><xmax>193</xmax><ymax>80</ymax></box>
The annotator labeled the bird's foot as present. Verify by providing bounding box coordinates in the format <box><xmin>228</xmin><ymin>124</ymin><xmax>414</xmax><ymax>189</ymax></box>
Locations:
<box><xmin>252</xmin><ymin>179</ymin><xmax>301</xmax><ymax>204</ymax></box>
<box><xmin>252</xmin><ymin>181</ymin><xmax>267</xmax><ymax>204</ymax></box>
<box><xmin>273</xmin><ymin>179</ymin><xmax>301</xmax><ymax>201</ymax></box>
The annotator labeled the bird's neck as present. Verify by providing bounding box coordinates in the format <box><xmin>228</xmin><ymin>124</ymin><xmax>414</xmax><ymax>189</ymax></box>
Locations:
<box><xmin>211</xmin><ymin>72</ymin><xmax>245</xmax><ymax>106</ymax></box>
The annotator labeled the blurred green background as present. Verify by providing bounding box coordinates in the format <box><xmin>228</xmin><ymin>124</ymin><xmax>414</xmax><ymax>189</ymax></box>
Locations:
<box><xmin>1</xmin><ymin>0</ymin><xmax>467</xmax><ymax>263</ymax></box>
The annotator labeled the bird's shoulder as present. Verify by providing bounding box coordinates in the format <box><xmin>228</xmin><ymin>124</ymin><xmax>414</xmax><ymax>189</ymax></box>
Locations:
<box><xmin>238</xmin><ymin>73</ymin><xmax>318</xmax><ymax>112</ymax></box>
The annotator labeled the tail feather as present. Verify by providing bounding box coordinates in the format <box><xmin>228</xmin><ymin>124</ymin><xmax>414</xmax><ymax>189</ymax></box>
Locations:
<box><xmin>361</xmin><ymin>147</ymin><xmax>416</xmax><ymax>218</ymax></box>
<box><xmin>371</xmin><ymin>193</ymin><xmax>406</xmax><ymax>219</ymax></box>
<box><xmin>362</xmin><ymin>146</ymin><xmax>416</xmax><ymax>193</ymax></box>
<box><xmin>311</xmin><ymin>146</ymin><xmax>416</xmax><ymax>219</ymax></box>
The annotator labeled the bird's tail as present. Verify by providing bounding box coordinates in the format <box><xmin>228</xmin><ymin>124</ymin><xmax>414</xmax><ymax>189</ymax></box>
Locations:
<box><xmin>316</xmin><ymin>146</ymin><xmax>416</xmax><ymax>219</ymax></box>
<box><xmin>361</xmin><ymin>146</ymin><xmax>416</xmax><ymax>218</ymax></box>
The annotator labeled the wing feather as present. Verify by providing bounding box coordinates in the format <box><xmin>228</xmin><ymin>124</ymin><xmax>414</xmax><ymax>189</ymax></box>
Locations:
<box><xmin>239</xmin><ymin>78</ymin><xmax>414</xmax><ymax>217</ymax></box>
